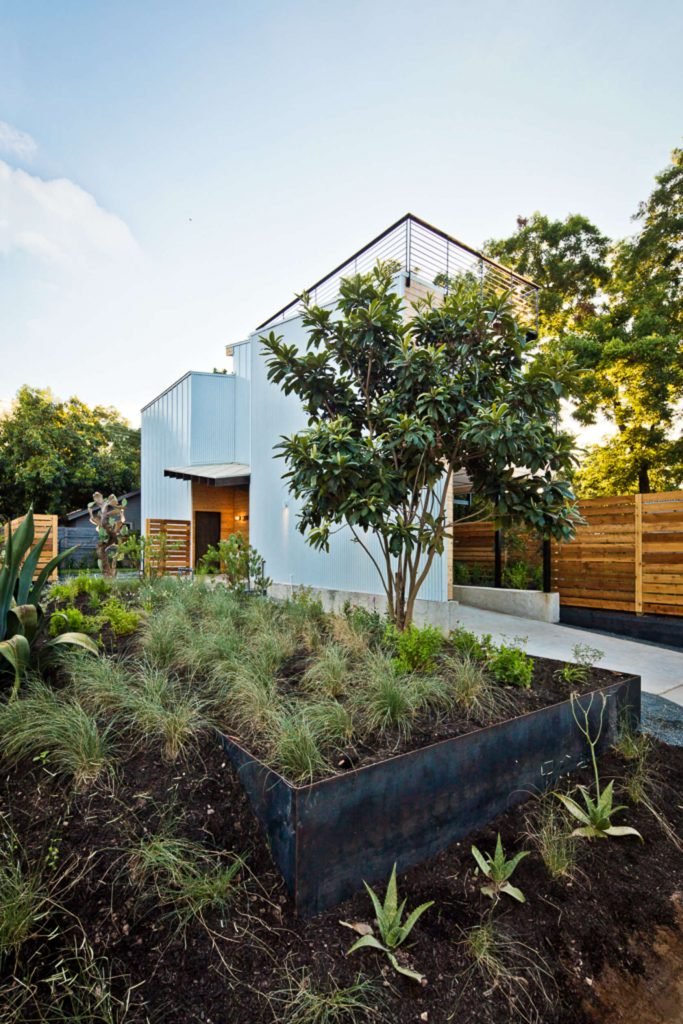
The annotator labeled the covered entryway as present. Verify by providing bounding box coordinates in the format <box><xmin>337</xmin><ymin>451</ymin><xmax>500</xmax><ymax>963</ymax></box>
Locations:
<box><xmin>163</xmin><ymin>463</ymin><xmax>250</xmax><ymax>569</ymax></box>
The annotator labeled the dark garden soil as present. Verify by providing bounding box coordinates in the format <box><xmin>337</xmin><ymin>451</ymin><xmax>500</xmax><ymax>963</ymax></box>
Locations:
<box><xmin>2</xmin><ymin>722</ymin><xmax>683</xmax><ymax>1024</ymax></box>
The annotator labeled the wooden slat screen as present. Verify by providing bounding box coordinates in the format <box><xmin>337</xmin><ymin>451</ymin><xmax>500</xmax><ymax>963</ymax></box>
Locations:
<box><xmin>552</xmin><ymin>495</ymin><xmax>636</xmax><ymax>612</ymax></box>
<box><xmin>452</xmin><ymin>521</ymin><xmax>542</xmax><ymax>571</ymax></box>
<box><xmin>641</xmin><ymin>491</ymin><xmax>683</xmax><ymax>615</ymax></box>
<box><xmin>145</xmin><ymin>518</ymin><xmax>191</xmax><ymax>575</ymax></box>
<box><xmin>5</xmin><ymin>514</ymin><xmax>59</xmax><ymax>581</ymax></box>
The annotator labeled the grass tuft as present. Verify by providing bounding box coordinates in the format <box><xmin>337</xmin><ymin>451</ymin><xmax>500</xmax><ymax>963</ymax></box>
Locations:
<box><xmin>0</xmin><ymin>680</ymin><xmax>113</xmax><ymax>789</ymax></box>
<box><xmin>524</xmin><ymin>796</ymin><xmax>577</xmax><ymax>879</ymax></box>
<box><xmin>273</xmin><ymin>966</ymin><xmax>384</xmax><ymax>1024</ymax></box>
<box><xmin>302</xmin><ymin>644</ymin><xmax>350</xmax><ymax>699</ymax></box>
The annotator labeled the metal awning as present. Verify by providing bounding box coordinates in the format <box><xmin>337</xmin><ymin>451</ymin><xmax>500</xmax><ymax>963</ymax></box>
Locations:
<box><xmin>164</xmin><ymin>463</ymin><xmax>251</xmax><ymax>486</ymax></box>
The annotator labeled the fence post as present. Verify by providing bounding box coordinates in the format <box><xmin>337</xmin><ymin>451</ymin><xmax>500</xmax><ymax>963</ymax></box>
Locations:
<box><xmin>634</xmin><ymin>493</ymin><xmax>643</xmax><ymax>615</ymax></box>
<box><xmin>542</xmin><ymin>538</ymin><xmax>552</xmax><ymax>593</ymax></box>
<box><xmin>494</xmin><ymin>528</ymin><xmax>502</xmax><ymax>588</ymax></box>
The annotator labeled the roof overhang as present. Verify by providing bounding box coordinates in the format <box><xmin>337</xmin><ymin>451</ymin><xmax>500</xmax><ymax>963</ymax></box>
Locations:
<box><xmin>164</xmin><ymin>463</ymin><xmax>251</xmax><ymax>486</ymax></box>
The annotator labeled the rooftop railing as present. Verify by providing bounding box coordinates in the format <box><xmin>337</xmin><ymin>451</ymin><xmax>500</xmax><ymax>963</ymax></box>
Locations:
<box><xmin>256</xmin><ymin>213</ymin><xmax>539</xmax><ymax>331</ymax></box>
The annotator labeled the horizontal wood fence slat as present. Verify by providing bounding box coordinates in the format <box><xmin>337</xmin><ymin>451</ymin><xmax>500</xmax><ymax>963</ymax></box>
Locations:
<box><xmin>4</xmin><ymin>514</ymin><xmax>59</xmax><ymax>581</ymax></box>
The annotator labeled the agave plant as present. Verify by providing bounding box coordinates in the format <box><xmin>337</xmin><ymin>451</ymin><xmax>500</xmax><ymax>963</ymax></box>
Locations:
<box><xmin>0</xmin><ymin>510</ymin><xmax>98</xmax><ymax>699</ymax></box>
<box><xmin>471</xmin><ymin>833</ymin><xmax>529</xmax><ymax>903</ymax></box>
<box><xmin>343</xmin><ymin>863</ymin><xmax>433</xmax><ymax>983</ymax></box>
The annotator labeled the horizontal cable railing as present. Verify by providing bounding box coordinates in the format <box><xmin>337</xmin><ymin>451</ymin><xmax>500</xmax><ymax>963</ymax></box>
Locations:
<box><xmin>256</xmin><ymin>214</ymin><xmax>539</xmax><ymax>331</ymax></box>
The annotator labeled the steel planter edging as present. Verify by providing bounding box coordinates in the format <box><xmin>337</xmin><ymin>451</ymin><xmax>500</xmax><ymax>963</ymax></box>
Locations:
<box><xmin>219</xmin><ymin>674</ymin><xmax>640</xmax><ymax>917</ymax></box>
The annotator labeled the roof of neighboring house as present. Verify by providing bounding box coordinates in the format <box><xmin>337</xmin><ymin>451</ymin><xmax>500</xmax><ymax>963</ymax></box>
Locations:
<box><xmin>256</xmin><ymin>212</ymin><xmax>539</xmax><ymax>331</ymax></box>
<box><xmin>65</xmin><ymin>490</ymin><xmax>141</xmax><ymax>522</ymax></box>
<box><xmin>164</xmin><ymin>463</ymin><xmax>250</xmax><ymax>485</ymax></box>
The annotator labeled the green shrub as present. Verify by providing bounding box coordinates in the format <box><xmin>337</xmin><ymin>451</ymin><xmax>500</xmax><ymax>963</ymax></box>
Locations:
<box><xmin>49</xmin><ymin>606</ymin><xmax>96</xmax><ymax>637</ymax></box>
<box><xmin>453</xmin><ymin>561</ymin><xmax>472</xmax><ymax>585</ymax></box>
<box><xmin>386</xmin><ymin>622</ymin><xmax>443</xmax><ymax>673</ymax></box>
<box><xmin>99</xmin><ymin>598</ymin><xmax>140</xmax><ymax>637</ymax></box>
<box><xmin>449</xmin><ymin>626</ymin><xmax>494</xmax><ymax>663</ymax></box>
<box><xmin>488</xmin><ymin>644</ymin><xmax>534</xmax><ymax>688</ymax></box>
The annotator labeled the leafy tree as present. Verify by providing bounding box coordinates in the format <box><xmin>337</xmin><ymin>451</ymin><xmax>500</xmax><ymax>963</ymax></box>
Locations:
<box><xmin>486</xmin><ymin>150</ymin><xmax>683</xmax><ymax>495</ymax></box>
<box><xmin>572</xmin><ymin>149</ymin><xmax>683</xmax><ymax>494</ymax></box>
<box><xmin>0</xmin><ymin>387</ymin><xmax>140</xmax><ymax>517</ymax></box>
<box><xmin>261</xmin><ymin>266</ymin><xmax>579</xmax><ymax>629</ymax></box>
<box><xmin>485</xmin><ymin>212</ymin><xmax>611</xmax><ymax>337</ymax></box>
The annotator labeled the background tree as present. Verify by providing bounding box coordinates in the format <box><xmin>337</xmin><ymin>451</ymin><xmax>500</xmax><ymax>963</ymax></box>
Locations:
<box><xmin>486</xmin><ymin>150</ymin><xmax>683</xmax><ymax>495</ymax></box>
<box><xmin>0</xmin><ymin>387</ymin><xmax>140</xmax><ymax>517</ymax></box>
<box><xmin>262</xmin><ymin>266</ymin><xmax>579</xmax><ymax>629</ymax></box>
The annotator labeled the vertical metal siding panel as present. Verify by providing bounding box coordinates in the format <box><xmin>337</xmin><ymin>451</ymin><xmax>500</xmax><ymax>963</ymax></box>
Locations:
<box><xmin>190</xmin><ymin>374</ymin><xmax>235</xmax><ymax>464</ymax></box>
<box><xmin>233</xmin><ymin>342</ymin><xmax>251</xmax><ymax>465</ymax></box>
<box><xmin>141</xmin><ymin>375</ymin><xmax>192</xmax><ymax>531</ymax></box>
<box><xmin>248</xmin><ymin>319</ymin><xmax>446</xmax><ymax>601</ymax></box>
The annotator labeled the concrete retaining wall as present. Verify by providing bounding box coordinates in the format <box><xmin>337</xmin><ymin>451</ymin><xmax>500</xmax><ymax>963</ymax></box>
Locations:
<box><xmin>451</xmin><ymin>585</ymin><xmax>560</xmax><ymax>623</ymax></box>
<box><xmin>268</xmin><ymin>582</ymin><xmax>463</xmax><ymax>632</ymax></box>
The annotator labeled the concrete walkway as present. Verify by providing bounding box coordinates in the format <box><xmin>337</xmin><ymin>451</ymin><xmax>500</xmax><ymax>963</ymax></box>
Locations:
<box><xmin>452</xmin><ymin>604</ymin><xmax>683</xmax><ymax>706</ymax></box>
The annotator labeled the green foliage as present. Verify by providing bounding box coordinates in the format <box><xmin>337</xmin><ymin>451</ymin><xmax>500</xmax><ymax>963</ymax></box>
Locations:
<box><xmin>352</xmin><ymin>654</ymin><xmax>422</xmax><ymax>739</ymax></box>
<box><xmin>0</xmin><ymin>386</ymin><xmax>139</xmax><ymax>518</ymax></box>
<box><xmin>0</xmin><ymin>511</ymin><xmax>98</xmax><ymax>699</ymax></box>
<box><xmin>441</xmin><ymin>654</ymin><xmax>505</xmax><ymax>723</ymax></box>
<box><xmin>98</xmin><ymin>598</ymin><xmax>140</xmax><ymax>637</ymax></box>
<box><xmin>130</xmin><ymin>830</ymin><xmax>245</xmax><ymax>931</ymax></box>
<box><xmin>274</xmin><ymin>968</ymin><xmax>383</xmax><ymax>1024</ymax></box>
<box><xmin>449</xmin><ymin>626</ymin><xmax>494</xmax><ymax>663</ymax></box>
<box><xmin>49</xmin><ymin>607</ymin><xmax>95</xmax><ymax>637</ymax></box>
<box><xmin>0</xmin><ymin>820</ymin><xmax>50</xmax><ymax>963</ymax></box>
<box><xmin>487</xmin><ymin>152</ymin><xmax>683</xmax><ymax>496</ymax></box>
<box><xmin>196</xmin><ymin>532</ymin><xmax>271</xmax><ymax>592</ymax></box>
<box><xmin>346</xmin><ymin>863</ymin><xmax>433</xmax><ymax>983</ymax></box>
<box><xmin>385</xmin><ymin>622</ymin><xmax>443</xmax><ymax>673</ymax></box>
<box><xmin>487</xmin><ymin>644</ymin><xmax>533</xmax><ymax>688</ymax></box>
<box><xmin>471</xmin><ymin>834</ymin><xmax>529</xmax><ymax>903</ymax></box>
<box><xmin>525</xmin><ymin>797</ymin><xmax>577</xmax><ymax>879</ymax></box>
<box><xmin>302</xmin><ymin>643</ymin><xmax>350</xmax><ymax>698</ymax></box>
<box><xmin>0</xmin><ymin>680</ymin><xmax>113</xmax><ymax>789</ymax></box>
<box><xmin>555</xmin><ymin>693</ymin><xmax>642</xmax><ymax>840</ymax></box>
<box><xmin>501</xmin><ymin>560</ymin><xmax>542</xmax><ymax>591</ymax></box>
<box><xmin>262</xmin><ymin>263</ymin><xmax>579</xmax><ymax>629</ymax></box>
<box><xmin>554</xmin><ymin>642</ymin><xmax>604</xmax><ymax>686</ymax></box>
<box><xmin>273</xmin><ymin>712</ymin><xmax>327</xmax><ymax>782</ymax></box>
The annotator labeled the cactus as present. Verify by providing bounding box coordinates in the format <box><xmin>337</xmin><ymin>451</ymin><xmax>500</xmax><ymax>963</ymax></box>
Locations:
<box><xmin>88</xmin><ymin>492</ymin><xmax>129</xmax><ymax>578</ymax></box>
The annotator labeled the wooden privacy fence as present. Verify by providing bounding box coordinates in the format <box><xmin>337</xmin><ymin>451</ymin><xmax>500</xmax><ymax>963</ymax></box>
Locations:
<box><xmin>452</xmin><ymin>520</ymin><xmax>542</xmax><ymax>571</ymax></box>
<box><xmin>4</xmin><ymin>514</ymin><xmax>59</xmax><ymax>581</ymax></box>
<box><xmin>553</xmin><ymin>490</ymin><xmax>683</xmax><ymax>617</ymax></box>
<box><xmin>145</xmin><ymin>519</ymin><xmax>191</xmax><ymax>575</ymax></box>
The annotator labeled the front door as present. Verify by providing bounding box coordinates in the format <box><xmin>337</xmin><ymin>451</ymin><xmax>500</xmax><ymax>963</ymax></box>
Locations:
<box><xmin>194</xmin><ymin>511</ymin><xmax>221</xmax><ymax>567</ymax></box>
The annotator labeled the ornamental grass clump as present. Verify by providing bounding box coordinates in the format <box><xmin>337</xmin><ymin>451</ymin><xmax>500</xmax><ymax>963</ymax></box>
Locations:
<box><xmin>273</xmin><ymin>711</ymin><xmax>327</xmax><ymax>783</ymax></box>
<box><xmin>302</xmin><ymin>643</ymin><xmax>350</xmax><ymax>699</ymax></box>
<box><xmin>0</xmin><ymin>821</ymin><xmax>51</xmax><ymax>964</ymax></box>
<box><xmin>352</xmin><ymin>654</ymin><xmax>422</xmax><ymax>740</ymax></box>
<box><xmin>0</xmin><ymin>679</ymin><xmax>113</xmax><ymax>789</ymax></box>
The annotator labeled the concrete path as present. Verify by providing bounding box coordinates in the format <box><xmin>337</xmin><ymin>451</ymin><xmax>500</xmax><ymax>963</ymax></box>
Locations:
<box><xmin>452</xmin><ymin>604</ymin><xmax>683</xmax><ymax>706</ymax></box>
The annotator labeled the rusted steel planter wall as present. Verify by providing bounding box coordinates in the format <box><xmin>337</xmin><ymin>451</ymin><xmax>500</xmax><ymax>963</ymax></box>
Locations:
<box><xmin>220</xmin><ymin>674</ymin><xmax>640</xmax><ymax>917</ymax></box>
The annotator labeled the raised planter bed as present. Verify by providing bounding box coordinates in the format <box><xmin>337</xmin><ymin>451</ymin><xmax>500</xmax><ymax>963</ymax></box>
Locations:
<box><xmin>220</xmin><ymin>671</ymin><xmax>641</xmax><ymax>916</ymax></box>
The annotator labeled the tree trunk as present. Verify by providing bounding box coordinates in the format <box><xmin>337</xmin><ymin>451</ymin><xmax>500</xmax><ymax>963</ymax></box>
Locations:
<box><xmin>638</xmin><ymin>465</ymin><xmax>651</xmax><ymax>494</ymax></box>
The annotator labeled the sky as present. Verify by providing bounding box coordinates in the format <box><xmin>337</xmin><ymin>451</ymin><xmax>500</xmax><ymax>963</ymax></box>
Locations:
<box><xmin>0</xmin><ymin>0</ymin><xmax>681</xmax><ymax>428</ymax></box>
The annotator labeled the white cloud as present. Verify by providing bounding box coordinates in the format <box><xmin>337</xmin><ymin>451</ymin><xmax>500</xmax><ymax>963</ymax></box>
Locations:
<box><xmin>0</xmin><ymin>121</ymin><xmax>37</xmax><ymax>159</ymax></box>
<box><xmin>0</xmin><ymin>160</ymin><xmax>139</xmax><ymax>268</ymax></box>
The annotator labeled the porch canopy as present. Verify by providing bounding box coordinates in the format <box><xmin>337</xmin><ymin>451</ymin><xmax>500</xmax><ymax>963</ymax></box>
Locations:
<box><xmin>164</xmin><ymin>463</ymin><xmax>251</xmax><ymax>486</ymax></box>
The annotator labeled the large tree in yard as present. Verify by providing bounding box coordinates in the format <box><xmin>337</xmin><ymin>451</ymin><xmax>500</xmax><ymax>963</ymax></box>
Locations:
<box><xmin>0</xmin><ymin>386</ymin><xmax>140</xmax><ymax>517</ymax></box>
<box><xmin>261</xmin><ymin>265</ymin><xmax>580</xmax><ymax>629</ymax></box>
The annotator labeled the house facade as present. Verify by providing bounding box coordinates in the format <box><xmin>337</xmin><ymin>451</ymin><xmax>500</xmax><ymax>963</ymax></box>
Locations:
<box><xmin>141</xmin><ymin>215</ymin><xmax>538</xmax><ymax>615</ymax></box>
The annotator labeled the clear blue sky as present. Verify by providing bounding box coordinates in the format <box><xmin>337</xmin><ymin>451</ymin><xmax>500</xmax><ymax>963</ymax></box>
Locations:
<box><xmin>0</xmin><ymin>0</ymin><xmax>681</xmax><ymax>424</ymax></box>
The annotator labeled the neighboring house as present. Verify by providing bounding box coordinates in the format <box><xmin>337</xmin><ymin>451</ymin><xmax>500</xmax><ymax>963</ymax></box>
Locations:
<box><xmin>59</xmin><ymin>490</ymin><xmax>141</xmax><ymax>566</ymax></box>
<box><xmin>141</xmin><ymin>215</ymin><xmax>538</xmax><ymax>613</ymax></box>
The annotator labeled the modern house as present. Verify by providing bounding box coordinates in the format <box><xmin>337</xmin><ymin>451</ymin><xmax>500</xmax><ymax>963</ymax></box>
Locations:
<box><xmin>141</xmin><ymin>215</ymin><xmax>539</xmax><ymax>620</ymax></box>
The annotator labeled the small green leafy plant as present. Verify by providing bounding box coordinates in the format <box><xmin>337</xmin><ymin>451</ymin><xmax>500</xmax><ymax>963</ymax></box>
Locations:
<box><xmin>384</xmin><ymin>622</ymin><xmax>443</xmax><ymax>673</ymax></box>
<box><xmin>556</xmin><ymin>693</ymin><xmax>642</xmax><ymax>840</ymax></box>
<box><xmin>487</xmin><ymin>644</ymin><xmax>533</xmax><ymax>688</ymax></box>
<box><xmin>197</xmin><ymin>533</ymin><xmax>271</xmax><ymax>592</ymax></box>
<box><xmin>554</xmin><ymin>642</ymin><xmax>604</xmax><ymax>685</ymax></box>
<box><xmin>344</xmin><ymin>864</ymin><xmax>433</xmax><ymax>983</ymax></box>
<box><xmin>449</xmin><ymin>626</ymin><xmax>494</xmax><ymax>663</ymax></box>
<box><xmin>471</xmin><ymin>834</ymin><xmax>529</xmax><ymax>903</ymax></box>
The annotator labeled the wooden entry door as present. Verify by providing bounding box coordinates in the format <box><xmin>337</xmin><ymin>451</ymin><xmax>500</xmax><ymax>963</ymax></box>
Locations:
<box><xmin>194</xmin><ymin>511</ymin><xmax>221</xmax><ymax>567</ymax></box>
